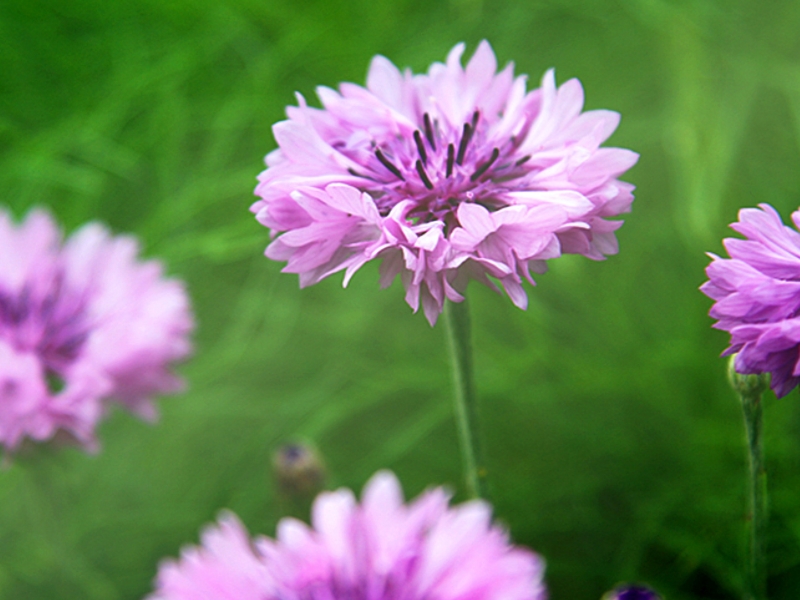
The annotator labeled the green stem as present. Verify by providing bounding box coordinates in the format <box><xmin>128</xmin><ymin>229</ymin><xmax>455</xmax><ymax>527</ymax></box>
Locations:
<box><xmin>742</xmin><ymin>389</ymin><xmax>766</xmax><ymax>600</ymax></box>
<box><xmin>444</xmin><ymin>297</ymin><xmax>487</xmax><ymax>499</ymax></box>
<box><xmin>728</xmin><ymin>359</ymin><xmax>769</xmax><ymax>600</ymax></box>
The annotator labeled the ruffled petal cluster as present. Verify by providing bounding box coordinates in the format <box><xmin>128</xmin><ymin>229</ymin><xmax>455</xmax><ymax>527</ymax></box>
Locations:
<box><xmin>147</xmin><ymin>471</ymin><xmax>546</xmax><ymax>600</ymax></box>
<box><xmin>0</xmin><ymin>208</ymin><xmax>193</xmax><ymax>451</ymax></box>
<box><xmin>253</xmin><ymin>40</ymin><xmax>637</xmax><ymax>324</ymax></box>
<box><xmin>701</xmin><ymin>204</ymin><xmax>800</xmax><ymax>397</ymax></box>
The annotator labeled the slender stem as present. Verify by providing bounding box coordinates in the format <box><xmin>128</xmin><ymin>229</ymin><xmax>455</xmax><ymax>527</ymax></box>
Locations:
<box><xmin>443</xmin><ymin>297</ymin><xmax>487</xmax><ymax>499</ymax></box>
<box><xmin>742</xmin><ymin>389</ymin><xmax>766</xmax><ymax>600</ymax></box>
<box><xmin>728</xmin><ymin>358</ymin><xmax>769</xmax><ymax>600</ymax></box>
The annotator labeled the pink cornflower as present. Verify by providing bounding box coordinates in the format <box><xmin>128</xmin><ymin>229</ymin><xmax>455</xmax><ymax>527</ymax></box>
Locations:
<box><xmin>702</xmin><ymin>204</ymin><xmax>800</xmax><ymax>397</ymax></box>
<box><xmin>0</xmin><ymin>208</ymin><xmax>193</xmax><ymax>452</ymax></box>
<box><xmin>253</xmin><ymin>41</ymin><xmax>638</xmax><ymax>324</ymax></box>
<box><xmin>147</xmin><ymin>470</ymin><xmax>546</xmax><ymax>600</ymax></box>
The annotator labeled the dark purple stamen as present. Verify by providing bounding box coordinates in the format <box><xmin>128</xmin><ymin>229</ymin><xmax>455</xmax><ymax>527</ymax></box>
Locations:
<box><xmin>515</xmin><ymin>155</ymin><xmax>531</xmax><ymax>166</ymax></box>
<box><xmin>446</xmin><ymin>144</ymin><xmax>455</xmax><ymax>178</ymax></box>
<box><xmin>413</xmin><ymin>130</ymin><xmax>428</xmax><ymax>166</ymax></box>
<box><xmin>375</xmin><ymin>149</ymin><xmax>405</xmax><ymax>180</ymax></box>
<box><xmin>0</xmin><ymin>294</ymin><xmax>12</xmax><ymax>324</ymax></box>
<box><xmin>39</xmin><ymin>272</ymin><xmax>63</xmax><ymax>319</ymax></box>
<box><xmin>415</xmin><ymin>160</ymin><xmax>434</xmax><ymax>190</ymax></box>
<box><xmin>1</xmin><ymin>287</ymin><xmax>31</xmax><ymax>325</ymax></box>
<box><xmin>456</xmin><ymin>123</ymin><xmax>473</xmax><ymax>166</ymax></box>
<box><xmin>471</xmin><ymin>110</ymin><xmax>480</xmax><ymax>128</ymax></box>
<box><xmin>423</xmin><ymin>113</ymin><xmax>436</xmax><ymax>151</ymax></box>
<box><xmin>348</xmin><ymin>168</ymin><xmax>378</xmax><ymax>182</ymax></box>
<box><xmin>59</xmin><ymin>332</ymin><xmax>88</xmax><ymax>357</ymax></box>
<box><xmin>471</xmin><ymin>148</ymin><xmax>500</xmax><ymax>181</ymax></box>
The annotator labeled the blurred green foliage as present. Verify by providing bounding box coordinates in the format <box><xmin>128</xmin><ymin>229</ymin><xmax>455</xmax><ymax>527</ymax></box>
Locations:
<box><xmin>2</xmin><ymin>0</ymin><xmax>800</xmax><ymax>598</ymax></box>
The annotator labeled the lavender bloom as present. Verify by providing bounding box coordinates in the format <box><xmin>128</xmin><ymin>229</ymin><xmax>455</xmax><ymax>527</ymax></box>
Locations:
<box><xmin>253</xmin><ymin>41</ymin><xmax>638</xmax><ymax>324</ymax></box>
<box><xmin>147</xmin><ymin>471</ymin><xmax>546</xmax><ymax>600</ymax></box>
<box><xmin>0</xmin><ymin>208</ymin><xmax>193</xmax><ymax>452</ymax></box>
<box><xmin>702</xmin><ymin>204</ymin><xmax>800</xmax><ymax>397</ymax></box>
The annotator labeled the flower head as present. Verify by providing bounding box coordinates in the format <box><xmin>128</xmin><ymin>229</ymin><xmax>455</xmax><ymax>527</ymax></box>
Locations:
<box><xmin>253</xmin><ymin>41</ymin><xmax>638</xmax><ymax>324</ymax></box>
<box><xmin>0</xmin><ymin>208</ymin><xmax>193</xmax><ymax>452</ymax></box>
<box><xmin>701</xmin><ymin>203</ymin><xmax>800</xmax><ymax>397</ymax></box>
<box><xmin>147</xmin><ymin>470</ymin><xmax>546</xmax><ymax>600</ymax></box>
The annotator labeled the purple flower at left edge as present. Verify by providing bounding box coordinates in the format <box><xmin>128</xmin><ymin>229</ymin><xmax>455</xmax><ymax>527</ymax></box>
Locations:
<box><xmin>0</xmin><ymin>208</ymin><xmax>194</xmax><ymax>453</ymax></box>
<box><xmin>701</xmin><ymin>203</ymin><xmax>800</xmax><ymax>398</ymax></box>
<box><xmin>146</xmin><ymin>470</ymin><xmax>546</xmax><ymax>600</ymax></box>
<box><xmin>252</xmin><ymin>40</ymin><xmax>638</xmax><ymax>325</ymax></box>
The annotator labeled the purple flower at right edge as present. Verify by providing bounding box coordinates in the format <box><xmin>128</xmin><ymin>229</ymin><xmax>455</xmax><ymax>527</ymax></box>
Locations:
<box><xmin>701</xmin><ymin>203</ymin><xmax>800</xmax><ymax>397</ymax></box>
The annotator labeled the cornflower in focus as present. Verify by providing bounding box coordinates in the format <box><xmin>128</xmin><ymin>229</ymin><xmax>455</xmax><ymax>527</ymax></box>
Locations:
<box><xmin>0</xmin><ymin>208</ymin><xmax>193</xmax><ymax>452</ymax></box>
<box><xmin>147</xmin><ymin>470</ymin><xmax>546</xmax><ymax>600</ymax></box>
<box><xmin>253</xmin><ymin>41</ymin><xmax>638</xmax><ymax>324</ymax></box>
<box><xmin>702</xmin><ymin>204</ymin><xmax>800</xmax><ymax>397</ymax></box>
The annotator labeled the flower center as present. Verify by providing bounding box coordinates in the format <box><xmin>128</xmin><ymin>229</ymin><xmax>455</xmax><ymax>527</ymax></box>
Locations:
<box><xmin>0</xmin><ymin>272</ymin><xmax>89</xmax><ymax>385</ymax></box>
<box><xmin>351</xmin><ymin>111</ymin><xmax>531</xmax><ymax>225</ymax></box>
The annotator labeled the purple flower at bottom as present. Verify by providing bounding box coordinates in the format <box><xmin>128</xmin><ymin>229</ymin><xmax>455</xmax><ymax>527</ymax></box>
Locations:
<box><xmin>602</xmin><ymin>584</ymin><xmax>661</xmax><ymax>600</ymax></box>
<box><xmin>701</xmin><ymin>204</ymin><xmax>800</xmax><ymax>397</ymax></box>
<box><xmin>0</xmin><ymin>208</ymin><xmax>193</xmax><ymax>452</ymax></box>
<box><xmin>147</xmin><ymin>471</ymin><xmax>546</xmax><ymax>600</ymax></box>
<box><xmin>252</xmin><ymin>41</ymin><xmax>638</xmax><ymax>325</ymax></box>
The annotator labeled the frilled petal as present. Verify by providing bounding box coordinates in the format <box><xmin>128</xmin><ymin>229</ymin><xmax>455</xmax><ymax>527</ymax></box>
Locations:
<box><xmin>147</xmin><ymin>471</ymin><xmax>546</xmax><ymax>600</ymax></box>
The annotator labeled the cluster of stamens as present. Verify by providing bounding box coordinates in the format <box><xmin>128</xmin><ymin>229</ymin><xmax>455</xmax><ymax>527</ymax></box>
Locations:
<box><xmin>349</xmin><ymin>111</ymin><xmax>532</xmax><ymax>223</ymax></box>
<box><xmin>0</xmin><ymin>274</ymin><xmax>88</xmax><ymax>387</ymax></box>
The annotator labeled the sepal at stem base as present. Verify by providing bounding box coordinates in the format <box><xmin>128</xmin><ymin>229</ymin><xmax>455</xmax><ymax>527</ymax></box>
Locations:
<box><xmin>727</xmin><ymin>355</ymin><xmax>770</xmax><ymax>399</ymax></box>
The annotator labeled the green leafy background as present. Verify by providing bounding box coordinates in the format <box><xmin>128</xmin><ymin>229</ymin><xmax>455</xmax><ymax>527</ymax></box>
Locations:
<box><xmin>2</xmin><ymin>0</ymin><xmax>800</xmax><ymax>598</ymax></box>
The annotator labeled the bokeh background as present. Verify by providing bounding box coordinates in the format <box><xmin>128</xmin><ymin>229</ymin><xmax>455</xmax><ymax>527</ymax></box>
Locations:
<box><xmin>2</xmin><ymin>0</ymin><xmax>800</xmax><ymax>598</ymax></box>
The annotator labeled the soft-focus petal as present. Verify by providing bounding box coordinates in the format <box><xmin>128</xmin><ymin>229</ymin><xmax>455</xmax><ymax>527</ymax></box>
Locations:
<box><xmin>148</xmin><ymin>512</ymin><xmax>273</xmax><ymax>600</ymax></box>
<box><xmin>146</xmin><ymin>471</ymin><xmax>546</xmax><ymax>600</ymax></box>
<box><xmin>0</xmin><ymin>207</ymin><xmax>193</xmax><ymax>452</ymax></box>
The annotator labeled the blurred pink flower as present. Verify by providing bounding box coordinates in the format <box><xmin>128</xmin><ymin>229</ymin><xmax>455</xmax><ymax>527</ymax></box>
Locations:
<box><xmin>148</xmin><ymin>470</ymin><xmax>546</xmax><ymax>600</ymax></box>
<box><xmin>0</xmin><ymin>208</ymin><xmax>193</xmax><ymax>452</ymax></box>
<box><xmin>253</xmin><ymin>41</ymin><xmax>637</xmax><ymax>324</ymax></box>
<box><xmin>702</xmin><ymin>204</ymin><xmax>800</xmax><ymax>397</ymax></box>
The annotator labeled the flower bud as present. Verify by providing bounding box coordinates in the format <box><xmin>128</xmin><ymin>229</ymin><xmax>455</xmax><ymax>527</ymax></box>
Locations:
<box><xmin>727</xmin><ymin>355</ymin><xmax>770</xmax><ymax>398</ymax></box>
<box><xmin>601</xmin><ymin>583</ymin><xmax>662</xmax><ymax>600</ymax></box>
<box><xmin>272</xmin><ymin>442</ymin><xmax>326</xmax><ymax>498</ymax></box>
